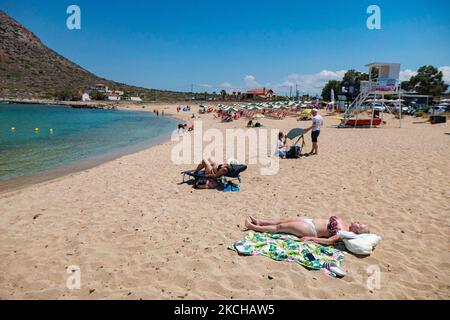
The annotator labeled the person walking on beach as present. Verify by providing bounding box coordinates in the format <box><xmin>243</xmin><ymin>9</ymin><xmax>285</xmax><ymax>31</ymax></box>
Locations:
<box><xmin>304</xmin><ymin>109</ymin><xmax>323</xmax><ymax>155</ymax></box>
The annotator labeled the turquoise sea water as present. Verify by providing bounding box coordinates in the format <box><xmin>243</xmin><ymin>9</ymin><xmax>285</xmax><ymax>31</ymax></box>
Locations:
<box><xmin>0</xmin><ymin>103</ymin><xmax>177</xmax><ymax>181</ymax></box>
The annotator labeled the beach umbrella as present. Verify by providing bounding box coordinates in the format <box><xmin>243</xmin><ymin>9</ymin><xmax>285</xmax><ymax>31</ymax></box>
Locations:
<box><xmin>286</xmin><ymin>128</ymin><xmax>306</xmax><ymax>140</ymax></box>
<box><xmin>331</xmin><ymin>89</ymin><xmax>335</xmax><ymax>112</ymax></box>
<box><xmin>286</xmin><ymin>128</ymin><xmax>306</xmax><ymax>148</ymax></box>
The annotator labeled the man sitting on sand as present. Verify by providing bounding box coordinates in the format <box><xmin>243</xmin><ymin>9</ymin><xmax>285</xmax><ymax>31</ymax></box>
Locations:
<box><xmin>193</xmin><ymin>158</ymin><xmax>230</xmax><ymax>189</ymax></box>
<box><xmin>304</xmin><ymin>109</ymin><xmax>323</xmax><ymax>155</ymax></box>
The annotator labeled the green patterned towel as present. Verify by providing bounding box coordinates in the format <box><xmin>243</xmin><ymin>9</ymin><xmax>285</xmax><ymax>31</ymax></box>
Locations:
<box><xmin>229</xmin><ymin>231</ymin><xmax>346</xmax><ymax>274</ymax></box>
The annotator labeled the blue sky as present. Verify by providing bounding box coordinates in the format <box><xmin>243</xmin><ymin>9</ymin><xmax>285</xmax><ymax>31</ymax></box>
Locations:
<box><xmin>1</xmin><ymin>0</ymin><xmax>449</xmax><ymax>94</ymax></box>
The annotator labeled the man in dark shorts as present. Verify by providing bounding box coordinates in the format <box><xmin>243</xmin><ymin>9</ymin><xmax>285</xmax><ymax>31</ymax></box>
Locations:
<box><xmin>304</xmin><ymin>109</ymin><xmax>323</xmax><ymax>155</ymax></box>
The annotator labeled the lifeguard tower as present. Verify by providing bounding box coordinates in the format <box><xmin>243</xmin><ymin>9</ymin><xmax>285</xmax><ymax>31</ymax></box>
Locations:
<box><xmin>343</xmin><ymin>62</ymin><xmax>403</xmax><ymax>128</ymax></box>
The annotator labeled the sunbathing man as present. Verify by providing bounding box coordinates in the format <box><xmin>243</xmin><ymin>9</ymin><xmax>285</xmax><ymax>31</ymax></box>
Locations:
<box><xmin>244</xmin><ymin>215</ymin><xmax>369</xmax><ymax>245</ymax></box>
<box><xmin>193</xmin><ymin>158</ymin><xmax>230</xmax><ymax>189</ymax></box>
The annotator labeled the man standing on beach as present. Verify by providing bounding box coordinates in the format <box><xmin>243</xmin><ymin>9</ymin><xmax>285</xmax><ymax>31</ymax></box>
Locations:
<box><xmin>304</xmin><ymin>109</ymin><xmax>323</xmax><ymax>155</ymax></box>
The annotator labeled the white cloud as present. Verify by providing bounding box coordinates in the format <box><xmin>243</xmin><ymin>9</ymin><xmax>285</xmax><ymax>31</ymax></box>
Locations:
<box><xmin>439</xmin><ymin>66</ymin><xmax>450</xmax><ymax>83</ymax></box>
<box><xmin>399</xmin><ymin>69</ymin><xmax>417</xmax><ymax>82</ymax></box>
<box><xmin>219</xmin><ymin>82</ymin><xmax>232</xmax><ymax>88</ymax></box>
<box><xmin>275</xmin><ymin>70</ymin><xmax>347</xmax><ymax>94</ymax></box>
<box><xmin>244</xmin><ymin>75</ymin><xmax>260</xmax><ymax>87</ymax></box>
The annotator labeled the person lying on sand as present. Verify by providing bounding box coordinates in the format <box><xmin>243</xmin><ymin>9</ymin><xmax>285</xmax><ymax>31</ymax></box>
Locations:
<box><xmin>245</xmin><ymin>215</ymin><xmax>369</xmax><ymax>245</ymax></box>
<box><xmin>193</xmin><ymin>158</ymin><xmax>230</xmax><ymax>189</ymax></box>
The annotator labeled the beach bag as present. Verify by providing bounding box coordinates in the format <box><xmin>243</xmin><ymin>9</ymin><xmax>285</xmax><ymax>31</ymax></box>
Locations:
<box><xmin>342</xmin><ymin>233</ymin><xmax>382</xmax><ymax>255</ymax></box>
<box><xmin>286</xmin><ymin>146</ymin><xmax>302</xmax><ymax>159</ymax></box>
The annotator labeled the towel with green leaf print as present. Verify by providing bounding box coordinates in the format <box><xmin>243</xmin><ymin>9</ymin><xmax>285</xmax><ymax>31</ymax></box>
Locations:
<box><xmin>229</xmin><ymin>231</ymin><xmax>346</xmax><ymax>271</ymax></box>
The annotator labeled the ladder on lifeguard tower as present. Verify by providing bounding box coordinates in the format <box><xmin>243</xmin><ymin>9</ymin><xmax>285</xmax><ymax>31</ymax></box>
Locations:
<box><xmin>341</xmin><ymin>91</ymin><xmax>371</xmax><ymax>126</ymax></box>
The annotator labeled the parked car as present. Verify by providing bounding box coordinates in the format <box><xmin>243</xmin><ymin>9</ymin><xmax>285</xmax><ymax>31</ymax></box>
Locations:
<box><xmin>372</xmin><ymin>103</ymin><xmax>386</xmax><ymax>112</ymax></box>
<box><xmin>389</xmin><ymin>103</ymin><xmax>409</xmax><ymax>113</ymax></box>
<box><xmin>428</xmin><ymin>105</ymin><xmax>448</xmax><ymax>115</ymax></box>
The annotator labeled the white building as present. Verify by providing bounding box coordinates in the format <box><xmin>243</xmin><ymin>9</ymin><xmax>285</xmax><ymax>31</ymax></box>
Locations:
<box><xmin>107</xmin><ymin>94</ymin><xmax>121</xmax><ymax>101</ymax></box>
<box><xmin>93</xmin><ymin>83</ymin><xmax>110</xmax><ymax>93</ymax></box>
<box><xmin>81</xmin><ymin>93</ymin><xmax>91</xmax><ymax>102</ymax></box>
<box><xmin>130</xmin><ymin>96</ymin><xmax>142</xmax><ymax>102</ymax></box>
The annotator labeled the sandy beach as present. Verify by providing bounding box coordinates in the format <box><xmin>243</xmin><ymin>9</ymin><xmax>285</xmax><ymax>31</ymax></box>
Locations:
<box><xmin>0</xmin><ymin>103</ymin><xmax>449</xmax><ymax>300</ymax></box>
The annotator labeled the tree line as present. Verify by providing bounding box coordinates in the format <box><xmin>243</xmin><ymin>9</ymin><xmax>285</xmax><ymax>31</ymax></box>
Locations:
<box><xmin>321</xmin><ymin>65</ymin><xmax>448</xmax><ymax>102</ymax></box>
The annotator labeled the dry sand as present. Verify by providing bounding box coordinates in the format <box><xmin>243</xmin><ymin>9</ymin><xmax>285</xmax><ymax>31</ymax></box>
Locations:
<box><xmin>0</xmin><ymin>103</ymin><xmax>449</xmax><ymax>299</ymax></box>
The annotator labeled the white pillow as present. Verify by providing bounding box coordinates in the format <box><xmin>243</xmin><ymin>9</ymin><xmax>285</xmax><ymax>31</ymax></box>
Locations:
<box><xmin>342</xmin><ymin>233</ymin><xmax>382</xmax><ymax>255</ymax></box>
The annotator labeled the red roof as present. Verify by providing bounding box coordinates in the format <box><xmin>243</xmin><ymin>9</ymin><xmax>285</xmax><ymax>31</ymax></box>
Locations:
<box><xmin>246</xmin><ymin>89</ymin><xmax>273</xmax><ymax>95</ymax></box>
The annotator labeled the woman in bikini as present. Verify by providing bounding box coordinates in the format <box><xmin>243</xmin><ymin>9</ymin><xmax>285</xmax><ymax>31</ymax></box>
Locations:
<box><xmin>193</xmin><ymin>158</ymin><xmax>230</xmax><ymax>189</ymax></box>
<box><xmin>244</xmin><ymin>215</ymin><xmax>369</xmax><ymax>245</ymax></box>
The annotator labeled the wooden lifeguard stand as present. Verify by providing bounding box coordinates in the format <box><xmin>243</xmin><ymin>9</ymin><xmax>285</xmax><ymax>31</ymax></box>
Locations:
<box><xmin>344</xmin><ymin>62</ymin><xmax>403</xmax><ymax>128</ymax></box>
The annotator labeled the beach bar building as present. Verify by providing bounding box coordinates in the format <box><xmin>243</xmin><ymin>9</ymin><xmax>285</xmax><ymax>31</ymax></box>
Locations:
<box><xmin>344</xmin><ymin>62</ymin><xmax>403</xmax><ymax>128</ymax></box>
<box><xmin>244</xmin><ymin>88</ymin><xmax>274</xmax><ymax>100</ymax></box>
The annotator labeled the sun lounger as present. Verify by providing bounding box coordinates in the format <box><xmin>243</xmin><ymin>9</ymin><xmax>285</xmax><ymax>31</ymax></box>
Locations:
<box><xmin>181</xmin><ymin>164</ymin><xmax>248</xmax><ymax>190</ymax></box>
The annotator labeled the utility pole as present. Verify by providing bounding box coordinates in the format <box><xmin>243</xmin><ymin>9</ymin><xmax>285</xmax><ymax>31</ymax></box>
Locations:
<box><xmin>191</xmin><ymin>84</ymin><xmax>194</xmax><ymax>93</ymax></box>
<box><xmin>289</xmin><ymin>86</ymin><xmax>292</xmax><ymax>99</ymax></box>
<box><xmin>295</xmin><ymin>84</ymin><xmax>299</xmax><ymax>101</ymax></box>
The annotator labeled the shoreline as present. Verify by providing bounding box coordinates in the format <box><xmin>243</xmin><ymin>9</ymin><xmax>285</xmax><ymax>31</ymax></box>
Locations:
<box><xmin>0</xmin><ymin>98</ymin><xmax>141</xmax><ymax>110</ymax></box>
<box><xmin>0</xmin><ymin>129</ymin><xmax>176</xmax><ymax>195</ymax></box>
<box><xmin>0</xmin><ymin>102</ymin><xmax>186</xmax><ymax>194</ymax></box>
<box><xmin>0</xmin><ymin>98</ymin><xmax>224</xmax><ymax>109</ymax></box>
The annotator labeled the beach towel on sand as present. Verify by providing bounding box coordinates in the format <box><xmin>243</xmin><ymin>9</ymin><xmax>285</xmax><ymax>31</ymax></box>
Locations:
<box><xmin>229</xmin><ymin>232</ymin><xmax>346</xmax><ymax>277</ymax></box>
